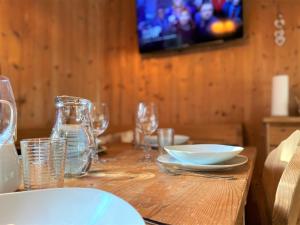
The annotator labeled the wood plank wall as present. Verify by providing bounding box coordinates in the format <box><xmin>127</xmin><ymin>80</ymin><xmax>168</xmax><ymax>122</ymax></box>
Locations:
<box><xmin>1</xmin><ymin>1</ymin><xmax>300</xmax><ymax>223</ymax></box>
<box><xmin>0</xmin><ymin>0</ymin><xmax>300</xmax><ymax>156</ymax></box>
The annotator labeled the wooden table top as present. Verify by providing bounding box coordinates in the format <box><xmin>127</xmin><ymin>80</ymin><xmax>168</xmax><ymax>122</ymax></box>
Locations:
<box><xmin>263</xmin><ymin>116</ymin><xmax>300</xmax><ymax>123</ymax></box>
<box><xmin>64</xmin><ymin>144</ymin><xmax>257</xmax><ymax>225</ymax></box>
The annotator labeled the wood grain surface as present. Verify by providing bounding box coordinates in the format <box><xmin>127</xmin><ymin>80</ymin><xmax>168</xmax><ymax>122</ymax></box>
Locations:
<box><xmin>262</xmin><ymin>130</ymin><xmax>300</xmax><ymax>224</ymax></box>
<box><xmin>0</xmin><ymin>0</ymin><xmax>299</xmax><ymax>155</ymax></box>
<box><xmin>64</xmin><ymin>144</ymin><xmax>256</xmax><ymax>225</ymax></box>
<box><xmin>272</xmin><ymin>147</ymin><xmax>300</xmax><ymax>225</ymax></box>
<box><xmin>262</xmin><ymin>144</ymin><xmax>288</xmax><ymax>224</ymax></box>
<box><xmin>0</xmin><ymin>2</ymin><xmax>299</xmax><ymax>222</ymax></box>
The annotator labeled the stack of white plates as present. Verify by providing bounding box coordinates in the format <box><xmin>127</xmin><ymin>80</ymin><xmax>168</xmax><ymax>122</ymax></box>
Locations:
<box><xmin>158</xmin><ymin>144</ymin><xmax>248</xmax><ymax>171</ymax></box>
<box><xmin>145</xmin><ymin>134</ymin><xmax>189</xmax><ymax>148</ymax></box>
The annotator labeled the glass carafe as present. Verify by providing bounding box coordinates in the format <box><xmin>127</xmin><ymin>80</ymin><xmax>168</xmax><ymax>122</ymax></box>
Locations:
<box><xmin>0</xmin><ymin>76</ymin><xmax>20</xmax><ymax>193</ymax></box>
<box><xmin>51</xmin><ymin>96</ymin><xmax>96</xmax><ymax>177</ymax></box>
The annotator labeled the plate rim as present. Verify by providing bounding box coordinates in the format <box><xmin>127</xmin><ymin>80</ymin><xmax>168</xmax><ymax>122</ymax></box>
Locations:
<box><xmin>164</xmin><ymin>144</ymin><xmax>244</xmax><ymax>154</ymax></box>
<box><xmin>157</xmin><ymin>154</ymin><xmax>248</xmax><ymax>170</ymax></box>
<box><xmin>0</xmin><ymin>187</ymin><xmax>145</xmax><ymax>225</ymax></box>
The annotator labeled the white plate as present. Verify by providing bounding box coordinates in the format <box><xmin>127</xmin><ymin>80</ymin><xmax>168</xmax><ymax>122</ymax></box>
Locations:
<box><xmin>144</xmin><ymin>134</ymin><xmax>190</xmax><ymax>147</ymax></box>
<box><xmin>157</xmin><ymin>154</ymin><xmax>248</xmax><ymax>171</ymax></box>
<box><xmin>0</xmin><ymin>188</ymin><xmax>144</xmax><ymax>225</ymax></box>
<box><xmin>164</xmin><ymin>144</ymin><xmax>244</xmax><ymax>165</ymax></box>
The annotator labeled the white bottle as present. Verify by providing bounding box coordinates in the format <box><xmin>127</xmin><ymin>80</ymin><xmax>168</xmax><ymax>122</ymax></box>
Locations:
<box><xmin>0</xmin><ymin>143</ymin><xmax>20</xmax><ymax>193</ymax></box>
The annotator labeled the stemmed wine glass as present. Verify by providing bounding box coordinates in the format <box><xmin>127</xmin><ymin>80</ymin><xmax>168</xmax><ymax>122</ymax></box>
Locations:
<box><xmin>91</xmin><ymin>102</ymin><xmax>109</xmax><ymax>155</ymax></box>
<box><xmin>136</xmin><ymin>102</ymin><xmax>159</xmax><ymax>162</ymax></box>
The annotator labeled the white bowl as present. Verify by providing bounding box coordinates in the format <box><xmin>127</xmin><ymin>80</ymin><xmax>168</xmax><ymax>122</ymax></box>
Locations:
<box><xmin>174</xmin><ymin>135</ymin><xmax>190</xmax><ymax>145</ymax></box>
<box><xmin>0</xmin><ymin>188</ymin><xmax>144</xmax><ymax>225</ymax></box>
<box><xmin>145</xmin><ymin>134</ymin><xmax>189</xmax><ymax>147</ymax></box>
<box><xmin>164</xmin><ymin>144</ymin><xmax>244</xmax><ymax>165</ymax></box>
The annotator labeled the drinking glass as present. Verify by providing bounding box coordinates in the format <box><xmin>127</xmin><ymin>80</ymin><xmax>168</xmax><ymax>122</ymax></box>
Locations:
<box><xmin>157</xmin><ymin>128</ymin><xmax>174</xmax><ymax>156</ymax></box>
<box><xmin>91</xmin><ymin>102</ymin><xmax>109</xmax><ymax>163</ymax></box>
<box><xmin>0</xmin><ymin>76</ymin><xmax>17</xmax><ymax>143</ymax></box>
<box><xmin>0</xmin><ymin>76</ymin><xmax>20</xmax><ymax>193</ymax></box>
<box><xmin>20</xmin><ymin>138</ymin><xmax>66</xmax><ymax>190</ymax></box>
<box><xmin>91</xmin><ymin>102</ymin><xmax>109</xmax><ymax>138</ymax></box>
<box><xmin>136</xmin><ymin>102</ymin><xmax>159</xmax><ymax>162</ymax></box>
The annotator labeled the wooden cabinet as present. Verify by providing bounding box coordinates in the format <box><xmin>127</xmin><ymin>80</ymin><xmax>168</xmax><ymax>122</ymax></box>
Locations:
<box><xmin>263</xmin><ymin>117</ymin><xmax>300</xmax><ymax>154</ymax></box>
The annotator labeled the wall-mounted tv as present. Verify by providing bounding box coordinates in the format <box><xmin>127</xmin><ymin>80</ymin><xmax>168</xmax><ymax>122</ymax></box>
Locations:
<box><xmin>136</xmin><ymin>0</ymin><xmax>244</xmax><ymax>53</ymax></box>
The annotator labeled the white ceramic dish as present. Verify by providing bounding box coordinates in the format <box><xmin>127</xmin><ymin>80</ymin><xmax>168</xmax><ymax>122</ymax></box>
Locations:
<box><xmin>164</xmin><ymin>144</ymin><xmax>244</xmax><ymax>165</ymax></box>
<box><xmin>0</xmin><ymin>188</ymin><xmax>144</xmax><ymax>225</ymax></box>
<box><xmin>144</xmin><ymin>134</ymin><xmax>190</xmax><ymax>147</ymax></box>
<box><xmin>157</xmin><ymin>154</ymin><xmax>248</xmax><ymax>171</ymax></box>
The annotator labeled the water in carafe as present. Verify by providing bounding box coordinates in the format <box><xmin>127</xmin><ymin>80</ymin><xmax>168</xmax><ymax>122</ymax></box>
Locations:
<box><xmin>57</xmin><ymin>125</ymin><xmax>91</xmax><ymax>176</ymax></box>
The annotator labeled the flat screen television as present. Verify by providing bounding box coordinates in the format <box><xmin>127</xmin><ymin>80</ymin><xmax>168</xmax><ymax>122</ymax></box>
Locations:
<box><xmin>136</xmin><ymin>0</ymin><xmax>244</xmax><ymax>53</ymax></box>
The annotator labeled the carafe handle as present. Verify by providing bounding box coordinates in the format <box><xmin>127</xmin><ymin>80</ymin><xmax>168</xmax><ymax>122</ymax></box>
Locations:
<box><xmin>0</xmin><ymin>99</ymin><xmax>14</xmax><ymax>145</ymax></box>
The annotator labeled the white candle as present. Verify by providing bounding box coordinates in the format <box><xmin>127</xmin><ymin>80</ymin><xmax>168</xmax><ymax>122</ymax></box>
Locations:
<box><xmin>271</xmin><ymin>74</ymin><xmax>289</xmax><ymax>116</ymax></box>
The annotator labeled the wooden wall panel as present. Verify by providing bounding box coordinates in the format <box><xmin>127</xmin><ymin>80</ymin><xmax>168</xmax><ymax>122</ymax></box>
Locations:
<box><xmin>1</xmin><ymin>1</ymin><xmax>300</xmax><ymax>223</ymax></box>
<box><xmin>0</xmin><ymin>0</ymin><xmax>299</xmax><ymax>153</ymax></box>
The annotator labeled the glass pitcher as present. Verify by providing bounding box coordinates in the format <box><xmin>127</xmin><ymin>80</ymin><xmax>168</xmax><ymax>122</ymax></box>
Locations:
<box><xmin>51</xmin><ymin>96</ymin><xmax>96</xmax><ymax>177</ymax></box>
<box><xmin>0</xmin><ymin>76</ymin><xmax>20</xmax><ymax>193</ymax></box>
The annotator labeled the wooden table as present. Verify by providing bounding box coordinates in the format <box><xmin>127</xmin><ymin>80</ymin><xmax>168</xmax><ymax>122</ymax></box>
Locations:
<box><xmin>64</xmin><ymin>144</ymin><xmax>256</xmax><ymax>225</ymax></box>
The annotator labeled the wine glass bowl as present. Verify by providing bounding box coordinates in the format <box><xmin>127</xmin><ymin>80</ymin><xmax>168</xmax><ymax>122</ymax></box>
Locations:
<box><xmin>136</xmin><ymin>119</ymin><xmax>158</xmax><ymax>135</ymax></box>
<box><xmin>91</xmin><ymin>103</ymin><xmax>109</xmax><ymax>137</ymax></box>
<box><xmin>91</xmin><ymin>102</ymin><xmax>109</xmax><ymax>161</ymax></box>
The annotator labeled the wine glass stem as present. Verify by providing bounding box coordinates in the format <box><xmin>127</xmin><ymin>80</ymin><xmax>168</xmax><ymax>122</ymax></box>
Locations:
<box><xmin>141</xmin><ymin>134</ymin><xmax>152</xmax><ymax>160</ymax></box>
<box><xmin>144</xmin><ymin>142</ymin><xmax>151</xmax><ymax>160</ymax></box>
<box><xmin>92</xmin><ymin>149</ymin><xmax>99</xmax><ymax>162</ymax></box>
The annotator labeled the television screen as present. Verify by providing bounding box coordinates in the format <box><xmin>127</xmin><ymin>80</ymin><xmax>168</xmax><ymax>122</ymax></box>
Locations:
<box><xmin>136</xmin><ymin>0</ymin><xmax>244</xmax><ymax>53</ymax></box>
